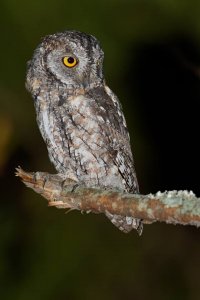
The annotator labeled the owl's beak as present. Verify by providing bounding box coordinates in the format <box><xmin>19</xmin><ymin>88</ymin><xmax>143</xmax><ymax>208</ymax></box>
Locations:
<box><xmin>78</xmin><ymin>73</ymin><xmax>90</xmax><ymax>89</ymax></box>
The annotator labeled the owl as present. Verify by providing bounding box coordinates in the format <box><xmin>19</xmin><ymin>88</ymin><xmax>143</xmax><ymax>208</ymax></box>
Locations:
<box><xmin>26</xmin><ymin>30</ymin><xmax>142</xmax><ymax>234</ymax></box>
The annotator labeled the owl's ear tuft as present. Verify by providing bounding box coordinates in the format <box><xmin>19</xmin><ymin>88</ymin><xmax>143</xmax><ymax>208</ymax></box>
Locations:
<box><xmin>26</xmin><ymin>60</ymin><xmax>32</xmax><ymax>68</ymax></box>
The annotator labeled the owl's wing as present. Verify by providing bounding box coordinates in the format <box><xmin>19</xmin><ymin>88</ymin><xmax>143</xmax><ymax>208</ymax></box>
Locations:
<box><xmin>86</xmin><ymin>85</ymin><xmax>139</xmax><ymax>193</ymax></box>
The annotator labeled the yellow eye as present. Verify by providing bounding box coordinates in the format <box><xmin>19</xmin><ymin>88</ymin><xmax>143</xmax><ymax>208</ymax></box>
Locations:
<box><xmin>63</xmin><ymin>56</ymin><xmax>78</xmax><ymax>68</ymax></box>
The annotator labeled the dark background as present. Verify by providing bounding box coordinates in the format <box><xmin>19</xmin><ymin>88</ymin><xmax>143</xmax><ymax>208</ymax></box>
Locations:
<box><xmin>0</xmin><ymin>1</ymin><xmax>200</xmax><ymax>299</ymax></box>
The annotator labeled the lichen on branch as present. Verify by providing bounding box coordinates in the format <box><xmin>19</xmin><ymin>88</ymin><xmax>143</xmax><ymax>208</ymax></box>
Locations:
<box><xmin>16</xmin><ymin>167</ymin><xmax>200</xmax><ymax>228</ymax></box>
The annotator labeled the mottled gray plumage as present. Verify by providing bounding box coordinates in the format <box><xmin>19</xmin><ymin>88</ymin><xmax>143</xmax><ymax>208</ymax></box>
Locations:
<box><xmin>26</xmin><ymin>30</ymin><xmax>142</xmax><ymax>234</ymax></box>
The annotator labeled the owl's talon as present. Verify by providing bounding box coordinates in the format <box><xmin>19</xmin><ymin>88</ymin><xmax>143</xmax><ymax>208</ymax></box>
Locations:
<box><xmin>65</xmin><ymin>208</ymin><xmax>75</xmax><ymax>214</ymax></box>
<box><xmin>71</xmin><ymin>184</ymin><xmax>79</xmax><ymax>193</ymax></box>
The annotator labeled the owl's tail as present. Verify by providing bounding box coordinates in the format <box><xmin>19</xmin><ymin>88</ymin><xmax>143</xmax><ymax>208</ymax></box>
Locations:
<box><xmin>105</xmin><ymin>211</ymin><xmax>143</xmax><ymax>235</ymax></box>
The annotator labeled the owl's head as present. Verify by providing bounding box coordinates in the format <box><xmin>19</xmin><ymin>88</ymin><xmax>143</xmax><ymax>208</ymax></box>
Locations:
<box><xmin>26</xmin><ymin>31</ymin><xmax>104</xmax><ymax>94</ymax></box>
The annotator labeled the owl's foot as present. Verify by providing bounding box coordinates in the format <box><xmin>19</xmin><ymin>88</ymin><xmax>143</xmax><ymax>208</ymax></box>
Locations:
<box><xmin>57</xmin><ymin>171</ymin><xmax>79</xmax><ymax>183</ymax></box>
<box><xmin>105</xmin><ymin>211</ymin><xmax>143</xmax><ymax>235</ymax></box>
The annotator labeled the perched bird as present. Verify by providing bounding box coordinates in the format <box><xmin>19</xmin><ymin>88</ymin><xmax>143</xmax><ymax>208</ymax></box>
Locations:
<box><xmin>26</xmin><ymin>30</ymin><xmax>142</xmax><ymax>234</ymax></box>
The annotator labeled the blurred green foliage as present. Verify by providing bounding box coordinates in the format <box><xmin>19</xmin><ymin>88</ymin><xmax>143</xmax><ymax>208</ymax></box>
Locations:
<box><xmin>0</xmin><ymin>1</ymin><xmax>200</xmax><ymax>299</ymax></box>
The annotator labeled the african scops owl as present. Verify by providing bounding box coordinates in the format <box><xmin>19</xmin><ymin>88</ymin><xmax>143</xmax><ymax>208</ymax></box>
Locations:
<box><xmin>26</xmin><ymin>30</ymin><xmax>142</xmax><ymax>234</ymax></box>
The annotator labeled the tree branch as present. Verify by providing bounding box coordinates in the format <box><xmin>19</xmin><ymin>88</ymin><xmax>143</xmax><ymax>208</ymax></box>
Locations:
<box><xmin>16</xmin><ymin>167</ymin><xmax>200</xmax><ymax>228</ymax></box>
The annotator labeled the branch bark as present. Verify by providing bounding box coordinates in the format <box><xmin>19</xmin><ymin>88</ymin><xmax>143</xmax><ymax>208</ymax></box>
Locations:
<box><xmin>16</xmin><ymin>167</ymin><xmax>200</xmax><ymax>228</ymax></box>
